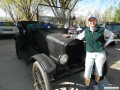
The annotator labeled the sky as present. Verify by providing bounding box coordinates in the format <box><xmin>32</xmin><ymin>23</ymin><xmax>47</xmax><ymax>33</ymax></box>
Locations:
<box><xmin>74</xmin><ymin>0</ymin><xmax>120</xmax><ymax>17</ymax></box>
<box><xmin>0</xmin><ymin>0</ymin><xmax>120</xmax><ymax>17</ymax></box>
<box><xmin>0</xmin><ymin>9</ymin><xmax>6</xmax><ymax>17</ymax></box>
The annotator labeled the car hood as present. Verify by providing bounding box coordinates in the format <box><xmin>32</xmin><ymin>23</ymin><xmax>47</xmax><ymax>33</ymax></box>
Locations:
<box><xmin>46</xmin><ymin>33</ymin><xmax>72</xmax><ymax>46</ymax></box>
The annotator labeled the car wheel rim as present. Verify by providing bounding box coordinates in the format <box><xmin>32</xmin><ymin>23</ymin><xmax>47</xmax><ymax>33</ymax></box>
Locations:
<box><xmin>34</xmin><ymin>67</ymin><xmax>45</xmax><ymax>90</ymax></box>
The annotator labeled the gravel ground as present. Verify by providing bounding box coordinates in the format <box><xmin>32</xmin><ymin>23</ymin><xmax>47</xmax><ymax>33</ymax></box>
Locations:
<box><xmin>106</xmin><ymin>41</ymin><xmax>120</xmax><ymax>87</ymax></box>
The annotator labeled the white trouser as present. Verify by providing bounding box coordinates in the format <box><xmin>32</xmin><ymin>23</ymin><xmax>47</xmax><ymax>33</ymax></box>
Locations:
<box><xmin>84</xmin><ymin>51</ymin><xmax>106</xmax><ymax>78</ymax></box>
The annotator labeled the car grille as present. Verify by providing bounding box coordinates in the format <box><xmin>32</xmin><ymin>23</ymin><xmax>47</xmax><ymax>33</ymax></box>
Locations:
<box><xmin>3</xmin><ymin>29</ymin><xmax>13</xmax><ymax>31</ymax></box>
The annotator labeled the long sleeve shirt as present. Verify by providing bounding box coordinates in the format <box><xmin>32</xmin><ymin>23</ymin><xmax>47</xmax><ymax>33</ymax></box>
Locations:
<box><xmin>76</xmin><ymin>28</ymin><xmax>114</xmax><ymax>46</ymax></box>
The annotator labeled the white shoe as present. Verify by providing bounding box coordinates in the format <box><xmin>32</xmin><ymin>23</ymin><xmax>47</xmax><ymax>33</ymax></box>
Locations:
<box><xmin>93</xmin><ymin>85</ymin><xmax>98</xmax><ymax>90</ymax></box>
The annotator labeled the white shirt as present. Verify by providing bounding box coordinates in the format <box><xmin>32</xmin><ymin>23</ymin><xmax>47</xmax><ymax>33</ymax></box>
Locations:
<box><xmin>76</xmin><ymin>28</ymin><xmax>114</xmax><ymax>46</ymax></box>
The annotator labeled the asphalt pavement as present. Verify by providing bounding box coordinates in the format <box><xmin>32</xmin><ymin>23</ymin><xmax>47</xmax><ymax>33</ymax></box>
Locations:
<box><xmin>0</xmin><ymin>38</ymin><xmax>118</xmax><ymax>90</ymax></box>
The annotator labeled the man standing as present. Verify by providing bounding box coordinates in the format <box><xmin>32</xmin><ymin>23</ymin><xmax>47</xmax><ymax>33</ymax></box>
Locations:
<box><xmin>63</xmin><ymin>14</ymin><xmax>114</xmax><ymax>90</ymax></box>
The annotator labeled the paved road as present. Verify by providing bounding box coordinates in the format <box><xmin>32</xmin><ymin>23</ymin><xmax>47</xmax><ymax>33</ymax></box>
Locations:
<box><xmin>0</xmin><ymin>37</ymin><xmax>118</xmax><ymax>90</ymax></box>
<box><xmin>0</xmin><ymin>38</ymin><xmax>34</xmax><ymax>90</ymax></box>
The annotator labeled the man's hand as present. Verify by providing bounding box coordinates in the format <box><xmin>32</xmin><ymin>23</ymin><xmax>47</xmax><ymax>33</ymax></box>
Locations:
<box><xmin>104</xmin><ymin>44</ymin><xmax>107</xmax><ymax>48</ymax></box>
<box><xmin>63</xmin><ymin>34</ymin><xmax>70</xmax><ymax>38</ymax></box>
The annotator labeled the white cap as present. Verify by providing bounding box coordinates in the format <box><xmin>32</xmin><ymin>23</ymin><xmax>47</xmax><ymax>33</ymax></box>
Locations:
<box><xmin>87</xmin><ymin>14</ymin><xmax>97</xmax><ymax>20</ymax></box>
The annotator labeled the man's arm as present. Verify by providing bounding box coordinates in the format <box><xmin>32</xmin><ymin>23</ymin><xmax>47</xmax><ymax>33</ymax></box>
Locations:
<box><xmin>63</xmin><ymin>30</ymin><xmax>85</xmax><ymax>40</ymax></box>
<box><xmin>76</xmin><ymin>30</ymin><xmax>85</xmax><ymax>40</ymax></box>
<box><xmin>104</xmin><ymin>28</ymin><xmax>114</xmax><ymax>47</ymax></box>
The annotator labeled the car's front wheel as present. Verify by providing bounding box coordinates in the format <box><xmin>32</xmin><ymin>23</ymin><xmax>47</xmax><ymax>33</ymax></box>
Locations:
<box><xmin>91</xmin><ymin>61</ymin><xmax>108</xmax><ymax>81</ymax></box>
<box><xmin>32</xmin><ymin>61</ymin><xmax>52</xmax><ymax>90</ymax></box>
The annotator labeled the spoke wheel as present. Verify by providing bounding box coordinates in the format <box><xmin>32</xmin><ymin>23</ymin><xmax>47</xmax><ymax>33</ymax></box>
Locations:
<box><xmin>100</xmin><ymin>61</ymin><xmax>108</xmax><ymax>80</ymax></box>
<box><xmin>15</xmin><ymin>42</ymin><xmax>22</xmax><ymax>59</ymax></box>
<box><xmin>32</xmin><ymin>61</ymin><xmax>51</xmax><ymax>90</ymax></box>
<box><xmin>91</xmin><ymin>61</ymin><xmax>108</xmax><ymax>81</ymax></box>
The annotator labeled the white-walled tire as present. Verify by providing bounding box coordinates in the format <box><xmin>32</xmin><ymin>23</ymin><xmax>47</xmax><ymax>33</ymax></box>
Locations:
<box><xmin>32</xmin><ymin>61</ymin><xmax>52</xmax><ymax>90</ymax></box>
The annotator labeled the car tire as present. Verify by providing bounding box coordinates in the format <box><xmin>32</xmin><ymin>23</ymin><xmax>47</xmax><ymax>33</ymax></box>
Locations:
<box><xmin>91</xmin><ymin>61</ymin><xmax>108</xmax><ymax>81</ymax></box>
<box><xmin>15</xmin><ymin>42</ymin><xmax>22</xmax><ymax>59</ymax></box>
<box><xmin>100</xmin><ymin>60</ymin><xmax>108</xmax><ymax>80</ymax></box>
<box><xmin>32</xmin><ymin>61</ymin><xmax>52</xmax><ymax>90</ymax></box>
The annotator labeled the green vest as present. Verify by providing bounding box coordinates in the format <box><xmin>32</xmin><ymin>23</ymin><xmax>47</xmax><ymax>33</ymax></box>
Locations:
<box><xmin>85</xmin><ymin>26</ymin><xmax>105</xmax><ymax>52</ymax></box>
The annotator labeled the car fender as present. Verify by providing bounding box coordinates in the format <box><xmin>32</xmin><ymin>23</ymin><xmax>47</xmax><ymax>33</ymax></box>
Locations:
<box><xmin>30</xmin><ymin>53</ymin><xmax>56</xmax><ymax>73</ymax></box>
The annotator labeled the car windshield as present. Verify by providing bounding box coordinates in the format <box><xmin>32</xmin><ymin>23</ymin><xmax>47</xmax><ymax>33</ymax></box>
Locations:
<box><xmin>37</xmin><ymin>4</ymin><xmax>70</xmax><ymax>28</ymax></box>
<box><xmin>0</xmin><ymin>22</ymin><xmax>15</xmax><ymax>26</ymax></box>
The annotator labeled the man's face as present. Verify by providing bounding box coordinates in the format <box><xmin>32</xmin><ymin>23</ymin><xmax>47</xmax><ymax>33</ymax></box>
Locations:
<box><xmin>88</xmin><ymin>18</ymin><xmax>97</xmax><ymax>28</ymax></box>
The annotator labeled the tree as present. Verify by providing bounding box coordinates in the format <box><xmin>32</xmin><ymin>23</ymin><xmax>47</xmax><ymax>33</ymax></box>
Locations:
<box><xmin>11</xmin><ymin>0</ymin><xmax>43</xmax><ymax>21</ymax></box>
<box><xmin>44</xmin><ymin>0</ymin><xmax>79</xmax><ymax>11</ymax></box>
<box><xmin>0</xmin><ymin>0</ymin><xmax>16</xmax><ymax>22</ymax></box>
<box><xmin>0</xmin><ymin>0</ymin><xmax>43</xmax><ymax>22</ymax></box>
<box><xmin>37</xmin><ymin>0</ymin><xmax>80</xmax><ymax>19</ymax></box>
<box><xmin>102</xmin><ymin>5</ymin><xmax>114</xmax><ymax>22</ymax></box>
<box><xmin>0</xmin><ymin>0</ymin><xmax>80</xmax><ymax>21</ymax></box>
<box><xmin>114</xmin><ymin>3</ymin><xmax>120</xmax><ymax>22</ymax></box>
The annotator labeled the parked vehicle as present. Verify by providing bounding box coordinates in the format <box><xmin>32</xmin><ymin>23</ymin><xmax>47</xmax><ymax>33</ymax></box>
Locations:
<box><xmin>0</xmin><ymin>22</ymin><xmax>19</xmax><ymax>36</ymax></box>
<box><xmin>99</xmin><ymin>22</ymin><xmax>118</xmax><ymax>46</ymax></box>
<box><xmin>15</xmin><ymin>4</ymin><xmax>108</xmax><ymax>90</ymax></box>
<box><xmin>100</xmin><ymin>22</ymin><xmax>120</xmax><ymax>38</ymax></box>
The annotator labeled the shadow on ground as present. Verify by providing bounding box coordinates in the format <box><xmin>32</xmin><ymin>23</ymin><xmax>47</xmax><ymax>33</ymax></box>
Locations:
<box><xmin>0</xmin><ymin>35</ymin><xmax>14</xmax><ymax>40</ymax></box>
<box><xmin>106</xmin><ymin>42</ymin><xmax>120</xmax><ymax>88</ymax></box>
<box><xmin>51</xmin><ymin>72</ymin><xmax>112</xmax><ymax>90</ymax></box>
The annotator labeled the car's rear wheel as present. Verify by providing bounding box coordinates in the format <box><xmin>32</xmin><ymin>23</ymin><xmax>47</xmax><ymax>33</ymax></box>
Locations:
<box><xmin>32</xmin><ymin>61</ymin><xmax>52</xmax><ymax>90</ymax></box>
<box><xmin>15</xmin><ymin>42</ymin><xmax>22</xmax><ymax>59</ymax></box>
<box><xmin>91</xmin><ymin>61</ymin><xmax>108</xmax><ymax>81</ymax></box>
<box><xmin>100</xmin><ymin>61</ymin><xmax>108</xmax><ymax>80</ymax></box>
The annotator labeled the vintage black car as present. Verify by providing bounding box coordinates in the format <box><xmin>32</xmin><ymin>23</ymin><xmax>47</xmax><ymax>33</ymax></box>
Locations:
<box><xmin>15</xmin><ymin>4</ymin><xmax>108</xmax><ymax>90</ymax></box>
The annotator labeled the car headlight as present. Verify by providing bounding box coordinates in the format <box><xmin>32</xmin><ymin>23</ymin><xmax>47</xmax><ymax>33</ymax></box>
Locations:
<box><xmin>59</xmin><ymin>53</ymin><xmax>68</xmax><ymax>65</ymax></box>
